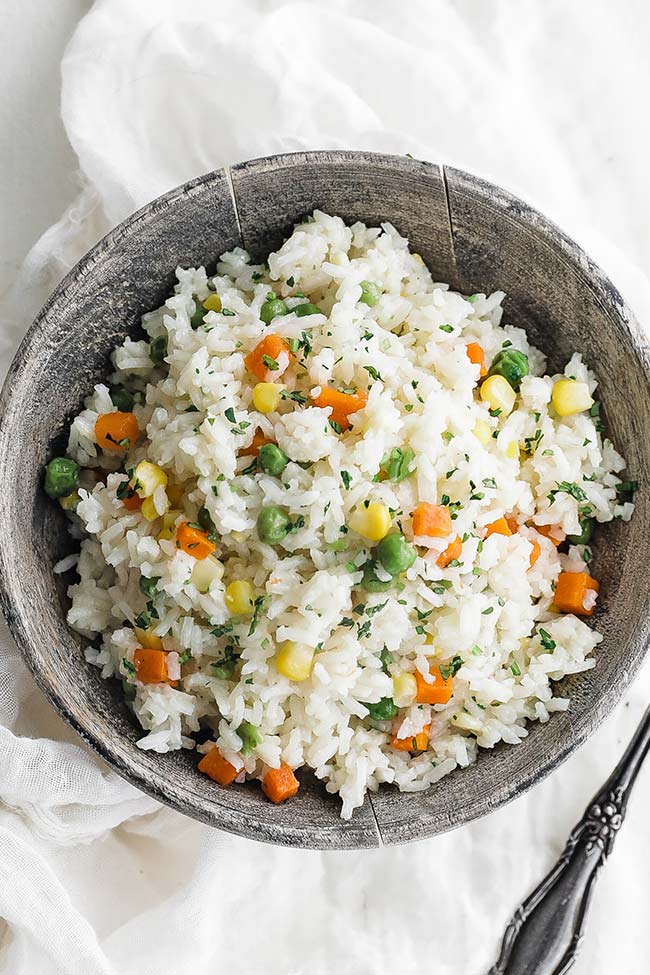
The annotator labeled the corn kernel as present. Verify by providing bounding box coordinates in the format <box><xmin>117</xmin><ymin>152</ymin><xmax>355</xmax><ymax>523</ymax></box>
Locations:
<box><xmin>551</xmin><ymin>379</ymin><xmax>593</xmax><ymax>417</ymax></box>
<box><xmin>252</xmin><ymin>382</ymin><xmax>286</xmax><ymax>413</ymax></box>
<box><xmin>58</xmin><ymin>490</ymin><xmax>80</xmax><ymax>510</ymax></box>
<box><xmin>141</xmin><ymin>496</ymin><xmax>162</xmax><ymax>521</ymax></box>
<box><xmin>191</xmin><ymin>556</ymin><xmax>224</xmax><ymax>593</ymax></box>
<box><xmin>134</xmin><ymin>460</ymin><xmax>168</xmax><ymax>498</ymax></box>
<box><xmin>506</xmin><ymin>440</ymin><xmax>520</xmax><ymax>459</ymax></box>
<box><xmin>134</xmin><ymin>625</ymin><xmax>164</xmax><ymax>650</ymax></box>
<box><xmin>276</xmin><ymin>641</ymin><xmax>315</xmax><ymax>681</ymax></box>
<box><xmin>480</xmin><ymin>375</ymin><xmax>517</xmax><ymax>416</ymax></box>
<box><xmin>393</xmin><ymin>672</ymin><xmax>417</xmax><ymax>707</ymax></box>
<box><xmin>203</xmin><ymin>293</ymin><xmax>222</xmax><ymax>312</ymax></box>
<box><xmin>157</xmin><ymin>509</ymin><xmax>182</xmax><ymax>540</ymax></box>
<box><xmin>349</xmin><ymin>502</ymin><xmax>392</xmax><ymax>542</ymax></box>
<box><xmin>472</xmin><ymin>419</ymin><xmax>492</xmax><ymax>444</ymax></box>
<box><xmin>424</xmin><ymin>633</ymin><xmax>435</xmax><ymax>646</ymax></box>
<box><xmin>225</xmin><ymin>579</ymin><xmax>255</xmax><ymax>616</ymax></box>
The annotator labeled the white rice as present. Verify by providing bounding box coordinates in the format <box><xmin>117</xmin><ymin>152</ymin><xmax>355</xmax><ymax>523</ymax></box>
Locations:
<box><xmin>61</xmin><ymin>211</ymin><xmax>634</xmax><ymax>819</ymax></box>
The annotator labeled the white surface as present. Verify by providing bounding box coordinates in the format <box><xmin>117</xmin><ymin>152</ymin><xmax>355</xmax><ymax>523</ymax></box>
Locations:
<box><xmin>1</xmin><ymin>1</ymin><xmax>650</xmax><ymax>973</ymax></box>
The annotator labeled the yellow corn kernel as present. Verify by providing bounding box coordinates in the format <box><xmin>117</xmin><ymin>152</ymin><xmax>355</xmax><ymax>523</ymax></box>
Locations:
<box><xmin>506</xmin><ymin>440</ymin><xmax>520</xmax><ymax>459</ymax></box>
<box><xmin>157</xmin><ymin>510</ymin><xmax>182</xmax><ymax>541</ymax></box>
<box><xmin>134</xmin><ymin>625</ymin><xmax>164</xmax><ymax>650</ymax></box>
<box><xmin>225</xmin><ymin>579</ymin><xmax>255</xmax><ymax>616</ymax></box>
<box><xmin>58</xmin><ymin>490</ymin><xmax>80</xmax><ymax>510</ymax></box>
<box><xmin>166</xmin><ymin>480</ymin><xmax>184</xmax><ymax>506</ymax></box>
<box><xmin>480</xmin><ymin>375</ymin><xmax>517</xmax><ymax>416</ymax></box>
<box><xmin>472</xmin><ymin>419</ymin><xmax>492</xmax><ymax>445</ymax></box>
<box><xmin>349</xmin><ymin>502</ymin><xmax>392</xmax><ymax>542</ymax></box>
<box><xmin>392</xmin><ymin>672</ymin><xmax>417</xmax><ymax>707</ymax></box>
<box><xmin>252</xmin><ymin>382</ymin><xmax>286</xmax><ymax>413</ymax></box>
<box><xmin>424</xmin><ymin>633</ymin><xmax>435</xmax><ymax>646</ymax></box>
<box><xmin>276</xmin><ymin>641</ymin><xmax>315</xmax><ymax>681</ymax></box>
<box><xmin>551</xmin><ymin>379</ymin><xmax>593</xmax><ymax>417</ymax></box>
<box><xmin>141</xmin><ymin>496</ymin><xmax>162</xmax><ymax>522</ymax></box>
<box><xmin>191</xmin><ymin>556</ymin><xmax>224</xmax><ymax>593</ymax></box>
<box><xmin>134</xmin><ymin>460</ymin><xmax>168</xmax><ymax>498</ymax></box>
<box><xmin>203</xmin><ymin>293</ymin><xmax>222</xmax><ymax>312</ymax></box>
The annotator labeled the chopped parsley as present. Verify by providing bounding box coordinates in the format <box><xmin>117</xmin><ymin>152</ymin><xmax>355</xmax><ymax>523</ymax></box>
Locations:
<box><xmin>340</xmin><ymin>470</ymin><xmax>352</xmax><ymax>490</ymax></box>
<box><xmin>280</xmin><ymin>389</ymin><xmax>308</xmax><ymax>404</ymax></box>
<box><xmin>363</xmin><ymin>365</ymin><xmax>383</xmax><ymax>382</ymax></box>
<box><xmin>261</xmin><ymin>354</ymin><xmax>279</xmax><ymax>371</ymax></box>
<box><xmin>380</xmin><ymin>446</ymin><xmax>415</xmax><ymax>483</ymax></box>
<box><xmin>440</xmin><ymin>655</ymin><xmax>463</xmax><ymax>680</ymax></box>
<box><xmin>538</xmin><ymin>628</ymin><xmax>556</xmax><ymax>651</ymax></box>
<box><xmin>549</xmin><ymin>481</ymin><xmax>588</xmax><ymax>504</ymax></box>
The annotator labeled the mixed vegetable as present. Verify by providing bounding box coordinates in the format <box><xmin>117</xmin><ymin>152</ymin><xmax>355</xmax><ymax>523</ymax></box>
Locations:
<box><xmin>45</xmin><ymin>275</ymin><xmax>635</xmax><ymax>807</ymax></box>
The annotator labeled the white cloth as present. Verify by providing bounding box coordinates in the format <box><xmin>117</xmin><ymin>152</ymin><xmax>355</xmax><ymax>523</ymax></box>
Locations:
<box><xmin>1</xmin><ymin>2</ymin><xmax>649</xmax><ymax>972</ymax></box>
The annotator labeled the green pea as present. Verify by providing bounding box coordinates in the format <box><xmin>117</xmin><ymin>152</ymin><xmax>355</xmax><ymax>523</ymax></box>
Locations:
<box><xmin>150</xmin><ymin>334</ymin><xmax>168</xmax><ymax>364</ymax></box>
<box><xmin>293</xmin><ymin>302</ymin><xmax>322</xmax><ymax>317</ymax></box>
<box><xmin>44</xmin><ymin>457</ymin><xmax>80</xmax><ymax>499</ymax></box>
<box><xmin>258</xmin><ymin>443</ymin><xmax>289</xmax><ymax>477</ymax></box>
<box><xmin>257</xmin><ymin>505</ymin><xmax>292</xmax><ymax>544</ymax></box>
<box><xmin>197</xmin><ymin>505</ymin><xmax>215</xmax><ymax>534</ymax></box>
<box><xmin>360</xmin><ymin>559</ymin><xmax>393</xmax><ymax>592</ymax></box>
<box><xmin>364</xmin><ymin>697</ymin><xmax>398</xmax><ymax>720</ymax></box>
<box><xmin>376</xmin><ymin>532</ymin><xmax>417</xmax><ymax>576</ymax></box>
<box><xmin>190</xmin><ymin>300</ymin><xmax>207</xmax><ymax>330</ymax></box>
<box><xmin>487</xmin><ymin>349</ymin><xmax>530</xmax><ymax>390</ymax></box>
<box><xmin>109</xmin><ymin>385</ymin><xmax>134</xmax><ymax>412</ymax></box>
<box><xmin>237</xmin><ymin>720</ymin><xmax>263</xmax><ymax>754</ymax></box>
<box><xmin>359</xmin><ymin>281</ymin><xmax>381</xmax><ymax>307</ymax></box>
<box><xmin>567</xmin><ymin>517</ymin><xmax>595</xmax><ymax>546</ymax></box>
<box><xmin>260</xmin><ymin>295</ymin><xmax>289</xmax><ymax>325</ymax></box>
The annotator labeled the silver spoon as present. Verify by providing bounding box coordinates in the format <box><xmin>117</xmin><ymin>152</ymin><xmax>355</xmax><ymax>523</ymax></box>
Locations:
<box><xmin>488</xmin><ymin>703</ymin><xmax>650</xmax><ymax>975</ymax></box>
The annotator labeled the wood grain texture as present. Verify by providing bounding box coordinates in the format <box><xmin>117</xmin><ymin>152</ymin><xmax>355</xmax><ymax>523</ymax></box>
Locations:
<box><xmin>0</xmin><ymin>151</ymin><xmax>648</xmax><ymax>849</ymax></box>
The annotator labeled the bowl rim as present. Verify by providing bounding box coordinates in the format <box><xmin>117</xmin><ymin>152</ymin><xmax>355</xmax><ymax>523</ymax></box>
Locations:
<box><xmin>2</xmin><ymin>149</ymin><xmax>650</xmax><ymax>848</ymax></box>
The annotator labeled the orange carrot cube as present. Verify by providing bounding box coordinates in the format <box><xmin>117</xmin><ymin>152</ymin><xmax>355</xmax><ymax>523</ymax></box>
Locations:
<box><xmin>466</xmin><ymin>342</ymin><xmax>487</xmax><ymax>377</ymax></box>
<box><xmin>176</xmin><ymin>523</ymin><xmax>216</xmax><ymax>560</ymax></box>
<box><xmin>413</xmin><ymin>503</ymin><xmax>452</xmax><ymax>539</ymax></box>
<box><xmin>554</xmin><ymin>571</ymin><xmax>599</xmax><ymax>616</ymax></box>
<box><xmin>244</xmin><ymin>335</ymin><xmax>293</xmax><ymax>382</ymax></box>
<box><xmin>261</xmin><ymin>763</ymin><xmax>299</xmax><ymax>803</ymax></box>
<box><xmin>198</xmin><ymin>747</ymin><xmax>240</xmax><ymax>786</ymax></box>
<box><xmin>95</xmin><ymin>412</ymin><xmax>140</xmax><ymax>453</ymax></box>
<box><xmin>437</xmin><ymin>535</ymin><xmax>462</xmax><ymax>568</ymax></box>
<box><xmin>390</xmin><ymin>724</ymin><xmax>431</xmax><ymax>752</ymax></box>
<box><xmin>134</xmin><ymin>648</ymin><xmax>171</xmax><ymax>684</ymax></box>
<box><xmin>414</xmin><ymin>668</ymin><xmax>453</xmax><ymax>705</ymax></box>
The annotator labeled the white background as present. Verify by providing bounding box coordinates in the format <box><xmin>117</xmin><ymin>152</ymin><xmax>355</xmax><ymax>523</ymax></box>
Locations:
<box><xmin>0</xmin><ymin>2</ymin><xmax>649</xmax><ymax>974</ymax></box>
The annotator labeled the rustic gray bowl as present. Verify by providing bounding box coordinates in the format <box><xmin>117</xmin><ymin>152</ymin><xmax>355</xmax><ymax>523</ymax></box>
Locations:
<box><xmin>1</xmin><ymin>151</ymin><xmax>649</xmax><ymax>849</ymax></box>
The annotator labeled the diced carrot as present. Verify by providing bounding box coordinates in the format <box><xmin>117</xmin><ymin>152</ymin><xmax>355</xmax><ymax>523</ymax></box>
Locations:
<box><xmin>198</xmin><ymin>747</ymin><xmax>239</xmax><ymax>786</ymax></box>
<box><xmin>528</xmin><ymin>537</ymin><xmax>542</xmax><ymax>567</ymax></box>
<box><xmin>311</xmin><ymin>387</ymin><xmax>367</xmax><ymax>424</ymax></box>
<box><xmin>536</xmin><ymin>524</ymin><xmax>566</xmax><ymax>546</ymax></box>
<box><xmin>554</xmin><ymin>571</ymin><xmax>599</xmax><ymax>616</ymax></box>
<box><xmin>134</xmin><ymin>648</ymin><xmax>173</xmax><ymax>684</ymax></box>
<box><xmin>412</xmin><ymin>503</ymin><xmax>452</xmax><ymax>539</ymax></box>
<box><xmin>485</xmin><ymin>517</ymin><xmax>512</xmax><ymax>538</ymax></box>
<box><xmin>391</xmin><ymin>723</ymin><xmax>431</xmax><ymax>752</ymax></box>
<box><xmin>415</xmin><ymin>668</ymin><xmax>453</xmax><ymax>705</ymax></box>
<box><xmin>244</xmin><ymin>334</ymin><xmax>293</xmax><ymax>382</ymax></box>
<box><xmin>466</xmin><ymin>342</ymin><xmax>487</xmax><ymax>377</ymax></box>
<box><xmin>123</xmin><ymin>492</ymin><xmax>143</xmax><ymax>511</ymax></box>
<box><xmin>437</xmin><ymin>535</ymin><xmax>462</xmax><ymax>568</ymax></box>
<box><xmin>176</xmin><ymin>522</ymin><xmax>216</xmax><ymax>560</ymax></box>
<box><xmin>261</xmin><ymin>763</ymin><xmax>299</xmax><ymax>803</ymax></box>
<box><xmin>95</xmin><ymin>412</ymin><xmax>140</xmax><ymax>453</ymax></box>
<box><xmin>506</xmin><ymin>515</ymin><xmax>519</xmax><ymax>533</ymax></box>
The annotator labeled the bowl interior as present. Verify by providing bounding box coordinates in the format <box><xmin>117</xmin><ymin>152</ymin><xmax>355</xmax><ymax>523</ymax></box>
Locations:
<box><xmin>1</xmin><ymin>152</ymin><xmax>649</xmax><ymax>848</ymax></box>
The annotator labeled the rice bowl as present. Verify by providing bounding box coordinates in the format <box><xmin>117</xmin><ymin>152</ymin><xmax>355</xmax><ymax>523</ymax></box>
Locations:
<box><xmin>43</xmin><ymin>209</ymin><xmax>636</xmax><ymax>820</ymax></box>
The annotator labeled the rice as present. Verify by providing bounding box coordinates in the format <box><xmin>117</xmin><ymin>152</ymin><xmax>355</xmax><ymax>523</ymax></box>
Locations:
<box><xmin>56</xmin><ymin>211</ymin><xmax>635</xmax><ymax>819</ymax></box>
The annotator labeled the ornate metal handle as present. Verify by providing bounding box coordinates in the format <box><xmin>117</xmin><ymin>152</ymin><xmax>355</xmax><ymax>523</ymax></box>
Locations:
<box><xmin>488</xmin><ymin>703</ymin><xmax>650</xmax><ymax>975</ymax></box>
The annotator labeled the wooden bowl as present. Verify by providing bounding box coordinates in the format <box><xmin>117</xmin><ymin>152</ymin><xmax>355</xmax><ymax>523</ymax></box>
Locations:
<box><xmin>1</xmin><ymin>152</ymin><xmax>649</xmax><ymax>848</ymax></box>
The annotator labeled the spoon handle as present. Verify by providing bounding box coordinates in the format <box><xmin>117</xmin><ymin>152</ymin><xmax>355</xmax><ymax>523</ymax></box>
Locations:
<box><xmin>488</xmin><ymin>703</ymin><xmax>650</xmax><ymax>975</ymax></box>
